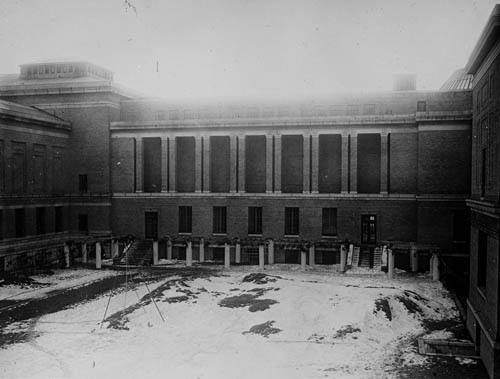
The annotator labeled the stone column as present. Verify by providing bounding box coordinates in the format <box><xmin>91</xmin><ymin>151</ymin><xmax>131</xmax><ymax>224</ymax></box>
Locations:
<box><xmin>387</xmin><ymin>248</ymin><xmax>394</xmax><ymax>279</ymax></box>
<box><xmin>112</xmin><ymin>239</ymin><xmax>119</xmax><ymax>259</ymax></box>
<box><xmin>303</xmin><ymin>135</ymin><xmax>311</xmax><ymax>193</ymax></box>
<box><xmin>309</xmin><ymin>245</ymin><xmax>315</xmax><ymax>266</ymax></box>
<box><xmin>167</xmin><ymin>239</ymin><xmax>173</xmax><ymax>260</ymax></box>
<box><xmin>340</xmin><ymin>244</ymin><xmax>347</xmax><ymax>272</ymax></box>
<box><xmin>82</xmin><ymin>243</ymin><xmax>88</xmax><ymax>263</ymax></box>
<box><xmin>349</xmin><ymin>134</ymin><xmax>357</xmax><ymax>193</ymax></box>
<box><xmin>230</xmin><ymin>135</ymin><xmax>238</xmax><ymax>193</ymax></box>
<box><xmin>274</xmin><ymin>135</ymin><xmax>281</xmax><ymax>193</ymax></box>
<box><xmin>199</xmin><ymin>238</ymin><xmax>205</xmax><ymax>263</ymax></box>
<box><xmin>410</xmin><ymin>243</ymin><xmax>418</xmax><ymax>272</ymax></box>
<box><xmin>186</xmin><ymin>241</ymin><xmax>193</xmax><ymax>266</ymax></box>
<box><xmin>135</xmin><ymin>137</ymin><xmax>143</xmax><ymax>192</ymax></box>
<box><xmin>432</xmin><ymin>252</ymin><xmax>440</xmax><ymax>281</ymax></box>
<box><xmin>266</xmin><ymin>135</ymin><xmax>273</xmax><ymax>193</ymax></box>
<box><xmin>224</xmin><ymin>243</ymin><xmax>230</xmax><ymax>268</ymax></box>
<box><xmin>259</xmin><ymin>245</ymin><xmax>265</xmax><ymax>269</ymax></box>
<box><xmin>64</xmin><ymin>243</ymin><xmax>70</xmax><ymax>268</ymax></box>
<box><xmin>268</xmin><ymin>240</ymin><xmax>274</xmax><ymax>265</ymax></box>
<box><xmin>195</xmin><ymin>136</ymin><xmax>202</xmax><ymax>192</ymax></box>
<box><xmin>311</xmin><ymin>134</ymin><xmax>319</xmax><ymax>193</ymax></box>
<box><xmin>238</xmin><ymin>136</ymin><xmax>245</xmax><ymax>192</ymax></box>
<box><xmin>380</xmin><ymin>132</ymin><xmax>388</xmax><ymax>194</ymax></box>
<box><xmin>161</xmin><ymin>137</ymin><xmax>169</xmax><ymax>192</ymax></box>
<box><xmin>341</xmin><ymin>134</ymin><xmax>349</xmax><ymax>193</ymax></box>
<box><xmin>301</xmin><ymin>249</ymin><xmax>307</xmax><ymax>271</ymax></box>
<box><xmin>153</xmin><ymin>240</ymin><xmax>159</xmax><ymax>265</ymax></box>
<box><xmin>203</xmin><ymin>136</ymin><xmax>210</xmax><ymax>193</ymax></box>
<box><xmin>235</xmin><ymin>242</ymin><xmax>241</xmax><ymax>264</ymax></box>
<box><xmin>168</xmin><ymin>138</ymin><xmax>176</xmax><ymax>192</ymax></box>
<box><xmin>95</xmin><ymin>242</ymin><xmax>102</xmax><ymax>269</ymax></box>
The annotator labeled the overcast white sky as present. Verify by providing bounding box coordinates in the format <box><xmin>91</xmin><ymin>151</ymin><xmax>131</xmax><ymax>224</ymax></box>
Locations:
<box><xmin>0</xmin><ymin>0</ymin><xmax>497</xmax><ymax>100</ymax></box>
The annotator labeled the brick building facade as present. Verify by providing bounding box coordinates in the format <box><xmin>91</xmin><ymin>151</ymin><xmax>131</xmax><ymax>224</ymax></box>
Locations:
<box><xmin>0</xmin><ymin>60</ymin><xmax>472</xmax><ymax>269</ymax></box>
<box><xmin>465</xmin><ymin>6</ymin><xmax>500</xmax><ymax>378</ymax></box>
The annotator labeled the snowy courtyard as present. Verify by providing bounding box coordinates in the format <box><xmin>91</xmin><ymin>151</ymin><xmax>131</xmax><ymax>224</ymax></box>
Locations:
<box><xmin>0</xmin><ymin>267</ymin><xmax>484</xmax><ymax>378</ymax></box>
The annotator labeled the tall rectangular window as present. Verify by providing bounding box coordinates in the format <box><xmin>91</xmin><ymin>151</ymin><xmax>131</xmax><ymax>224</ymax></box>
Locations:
<box><xmin>213</xmin><ymin>206</ymin><xmax>227</xmax><ymax>234</ymax></box>
<box><xmin>179</xmin><ymin>206</ymin><xmax>192</xmax><ymax>234</ymax></box>
<box><xmin>55</xmin><ymin>206</ymin><xmax>63</xmax><ymax>232</ymax></box>
<box><xmin>248</xmin><ymin>207</ymin><xmax>263</xmax><ymax>235</ymax></box>
<box><xmin>36</xmin><ymin>207</ymin><xmax>46</xmax><ymax>235</ymax></box>
<box><xmin>15</xmin><ymin>208</ymin><xmax>25</xmax><ymax>238</ymax></box>
<box><xmin>79</xmin><ymin>174</ymin><xmax>88</xmax><ymax>193</ymax></box>
<box><xmin>322</xmin><ymin>208</ymin><xmax>337</xmax><ymax>237</ymax></box>
<box><xmin>0</xmin><ymin>210</ymin><xmax>3</xmax><ymax>240</ymax></box>
<box><xmin>284</xmin><ymin>207</ymin><xmax>299</xmax><ymax>236</ymax></box>
<box><xmin>78</xmin><ymin>214</ymin><xmax>88</xmax><ymax>233</ymax></box>
<box><xmin>481</xmin><ymin>148</ymin><xmax>486</xmax><ymax>197</ymax></box>
<box><xmin>477</xmin><ymin>231</ymin><xmax>487</xmax><ymax>290</ymax></box>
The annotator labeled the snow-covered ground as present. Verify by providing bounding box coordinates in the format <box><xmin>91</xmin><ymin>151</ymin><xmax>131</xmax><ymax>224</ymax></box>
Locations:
<box><xmin>0</xmin><ymin>269</ymin><xmax>117</xmax><ymax>301</ymax></box>
<box><xmin>0</xmin><ymin>268</ymin><xmax>459</xmax><ymax>379</ymax></box>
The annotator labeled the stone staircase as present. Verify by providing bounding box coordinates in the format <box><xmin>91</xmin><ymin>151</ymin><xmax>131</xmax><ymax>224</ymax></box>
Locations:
<box><xmin>118</xmin><ymin>240</ymin><xmax>153</xmax><ymax>266</ymax></box>
<box><xmin>358</xmin><ymin>247</ymin><xmax>383</xmax><ymax>269</ymax></box>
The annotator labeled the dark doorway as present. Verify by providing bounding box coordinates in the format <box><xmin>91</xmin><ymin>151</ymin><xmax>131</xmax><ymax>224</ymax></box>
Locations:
<box><xmin>361</xmin><ymin>215</ymin><xmax>377</xmax><ymax>245</ymax></box>
<box><xmin>145</xmin><ymin>211</ymin><xmax>158</xmax><ymax>240</ymax></box>
<box><xmin>361</xmin><ymin>215</ymin><xmax>377</xmax><ymax>268</ymax></box>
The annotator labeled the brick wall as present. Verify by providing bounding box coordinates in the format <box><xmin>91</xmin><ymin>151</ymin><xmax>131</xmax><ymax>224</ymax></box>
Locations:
<box><xmin>176</xmin><ymin>137</ymin><xmax>195</xmax><ymax>192</ymax></box>
<box><xmin>111</xmin><ymin>137</ymin><xmax>135</xmax><ymax>192</ymax></box>
<box><xmin>281</xmin><ymin>135</ymin><xmax>303</xmax><ymax>193</ymax></box>
<box><xmin>318</xmin><ymin>134</ymin><xmax>341</xmax><ymax>193</ymax></box>
<box><xmin>210</xmin><ymin>136</ymin><xmax>230</xmax><ymax>192</ymax></box>
<box><xmin>418</xmin><ymin>129</ymin><xmax>471</xmax><ymax>194</ymax></box>
<box><xmin>357</xmin><ymin>134</ymin><xmax>381</xmax><ymax>193</ymax></box>
<box><xmin>389</xmin><ymin>133</ymin><xmax>417</xmax><ymax>193</ymax></box>
<box><xmin>245</xmin><ymin>136</ymin><xmax>266</xmax><ymax>193</ymax></box>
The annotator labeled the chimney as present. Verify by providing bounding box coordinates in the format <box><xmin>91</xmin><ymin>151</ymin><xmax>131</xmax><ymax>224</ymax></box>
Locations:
<box><xmin>393</xmin><ymin>74</ymin><xmax>416</xmax><ymax>91</ymax></box>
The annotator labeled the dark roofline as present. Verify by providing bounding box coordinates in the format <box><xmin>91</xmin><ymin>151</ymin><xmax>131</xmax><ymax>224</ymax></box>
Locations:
<box><xmin>466</xmin><ymin>4</ymin><xmax>500</xmax><ymax>74</ymax></box>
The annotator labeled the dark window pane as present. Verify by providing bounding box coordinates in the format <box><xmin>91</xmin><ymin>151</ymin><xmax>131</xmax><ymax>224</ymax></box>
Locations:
<box><xmin>322</xmin><ymin>208</ymin><xmax>337</xmax><ymax>236</ymax></box>
<box><xmin>179</xmin><ymin>206</ymin><xmax>192</xmax><ymax>233</ymax></box>
<box><xmin>284</xmin><ymin>207</ymin><xmax>299</xmax><ymax>236</ymax></box>
<box><xmin>213</xmin><ymin>206</ymin><xmax>227</xmax><ymax>234</ymax></box>
<box><xmin>248</xmin><ymin>207</ymin><xmax>263</xmax><ymax>235</ymax></box>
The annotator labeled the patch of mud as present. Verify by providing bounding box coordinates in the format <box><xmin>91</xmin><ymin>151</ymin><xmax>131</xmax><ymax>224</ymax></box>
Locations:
<box><xmin>243</xmin><ymin>321</ymin><xmax>281</xmax><ymax>337</ymax></box>
<box><xmin>218</xmin><ymin>293</ymin><xmax>278</xmax><ymax>312</ymax></box>
<box><xmin>0</xmin><ymin>274</ymin><xmax>50</xmax><ymax>289</ymax></box>
<box><xmin>242</xmin><ymin>273</ymin><xmax>281</xmax><ymax>285</ymax></box>
<box><xmin>163</xmin><ymin>295</ymin><xmax>189</xmax><ymax>303</ymax></box>
<box><xmin>396</xmin><ymin>295</ymin><xmax>423</xmax><ymax>315</ymax></box>
<box><xmin>333</xmin><ymin>325</ymin><xmax>361</xmax><ymax>339</ymax></box>
<box><xmin>374</xmin><ymin>298</ymin><xmax>392</xmax><ymax>320</ymax></box>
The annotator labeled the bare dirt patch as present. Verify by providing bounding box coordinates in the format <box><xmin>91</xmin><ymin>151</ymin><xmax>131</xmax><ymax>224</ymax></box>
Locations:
<box><xmin>218</xmin><ymin>293</ymin><xmax>278</xmax><ymax>312</ymax></box>
<box><xmin>374</xmin><ymin>298</ymin><xmax>392</xmax><ymax>320</ymax></box>
<box><xmin>243</xmin><ymin>321</ymin><xmax>281</xmax><ymax>337</ymax></box>
<box><xmin>242</xmin><ymin>273</ymin><xmax>281</xmax><ymax>285</ymax></box>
